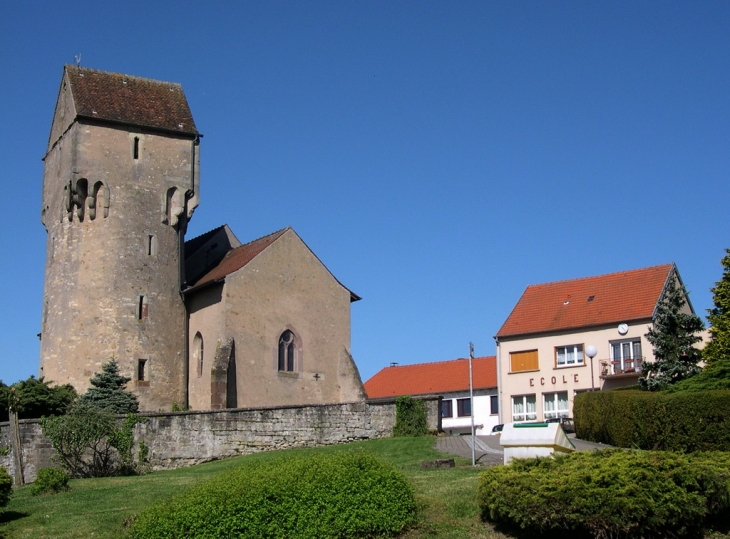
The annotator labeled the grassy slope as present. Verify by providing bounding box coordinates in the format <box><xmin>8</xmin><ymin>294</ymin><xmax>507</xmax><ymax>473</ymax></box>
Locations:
<box><xmin>0</xmin><ymin>436</ymin><xmax>508</xmax><ymax>539</ymax></box>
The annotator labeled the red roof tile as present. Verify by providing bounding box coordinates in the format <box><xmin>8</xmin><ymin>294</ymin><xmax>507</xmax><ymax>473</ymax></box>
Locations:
<box><xmin>190</xmin><ymin>228</ymin><xmax>289</xmax><ymax>288</ymax></box>
<box><xmin>364</xmin><ymin>356</ymin><xmax>497</xmax><ymax>399</ymax></box>
<box><xmin>65</xmin><ymin>65</ymin><xmax>199</xmax><ymax>135</ymax></box>
<box><xmin>496</xmin><ymin>264</ymin><xmax>674</xmax><ymax>338</ymax></box>
<box><xmin>187</xmin><ymin>227</ymin><xmax>361</xmax><ymax>301</ymax></box>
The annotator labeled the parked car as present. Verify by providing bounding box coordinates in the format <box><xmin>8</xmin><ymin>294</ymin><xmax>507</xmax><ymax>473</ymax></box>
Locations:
<box><xmin>546</xmin><ymin>416</ymin><xmax>575</xmax><ymax>433</ymax></box>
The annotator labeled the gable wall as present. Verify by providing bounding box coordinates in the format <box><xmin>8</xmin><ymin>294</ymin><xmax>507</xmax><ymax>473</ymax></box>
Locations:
<box><xmin>187</xmin><ymin>230</ymin><xmax>362</xmax><ymax>409</ymax></box>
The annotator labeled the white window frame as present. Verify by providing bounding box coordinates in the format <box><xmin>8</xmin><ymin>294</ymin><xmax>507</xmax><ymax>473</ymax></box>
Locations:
<box><xmin>610</xmin><ymin>339</ymin><xmax>642</xmax><ymax>373</ymax></box>
<box><xmin>555</xmin><ymin>344</ymin><xmax>584</xmax><ymax>367</ymax></box>
<box><xmin>543</xmin><ymin>391</ymin><xmax>569</xmax><ymax>420</ymax></box>
<box><xmin>511</xmin><ymin>394</ymin><xmax>537</xmax><ymax>422</ymax></box>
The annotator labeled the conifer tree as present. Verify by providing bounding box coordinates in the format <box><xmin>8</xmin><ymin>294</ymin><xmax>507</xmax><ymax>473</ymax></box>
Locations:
<box><xmin>78</xmin><ymin>359</ymin><xmax>139</xmax><ymax>414</ymax></box>
<box><xmin>703</xmin><ymin>248</ymin><xmax>730</xmax><ymax>366</ymax></box>
<box><xmin>639</xmin><ymin>272</ymin><xmax>705</xmax><ymax>391</ymax></box>
<box><xmin>0</xmin><ymin>376</ymin><xmax>76</xmax><ymax>421</ymax></box>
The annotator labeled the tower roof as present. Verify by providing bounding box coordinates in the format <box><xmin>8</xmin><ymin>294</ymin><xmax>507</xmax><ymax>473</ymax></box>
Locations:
<box><xmin>64</xmin><ymin>65</ymin><xmax>199</xmax><ymax>135</ymax></box>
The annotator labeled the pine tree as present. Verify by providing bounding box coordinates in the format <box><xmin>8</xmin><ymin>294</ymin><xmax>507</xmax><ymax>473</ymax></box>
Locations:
<box><xmin>639</xmin><ymin>272</ymin><xmax>705</xmax><ymax>391</ymax></box>
<box><xmin>78</xmin><ymin>359</ymin><xmax>139</xmax><ymax>413</ymax></box>
<box><xmin>703</xmin><ymin>248</ymin><xmax>730</xmax><ymax>366</ymax></box>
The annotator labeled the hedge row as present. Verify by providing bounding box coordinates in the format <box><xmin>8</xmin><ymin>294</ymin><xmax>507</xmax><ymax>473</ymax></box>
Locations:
<box><xmin>573</xmin><ymin>389</ymin><xmax>730</xmax><ymax>451</ymax></box>
<box><xmin>130</xmin><ymin>451</ymin><xmax>417</xmax><ymax>539</ymax></box>
<box><xmin>478</xmin><ymin>450</ymin><xmax>730</xmax><ymax>538</ymax></box>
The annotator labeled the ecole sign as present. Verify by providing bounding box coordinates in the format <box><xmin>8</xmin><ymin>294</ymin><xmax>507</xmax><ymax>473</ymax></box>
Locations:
<box><xmin>529</xmin><ymin>373</ymin><xmax>579</xmax><ymax>387</ymax></box>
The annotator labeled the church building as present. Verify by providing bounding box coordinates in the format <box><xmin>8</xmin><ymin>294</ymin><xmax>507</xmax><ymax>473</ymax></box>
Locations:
<box><xmin>39</xmin><ymin>65</ymin><xmax>365</xmax><ymax>411</ymax></box>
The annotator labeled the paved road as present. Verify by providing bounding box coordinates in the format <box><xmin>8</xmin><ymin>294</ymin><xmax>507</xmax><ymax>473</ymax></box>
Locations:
<box><xmin>434</xmin><ymin>434</ymin><xmax>612</xmax><ymax>466</ymax></box>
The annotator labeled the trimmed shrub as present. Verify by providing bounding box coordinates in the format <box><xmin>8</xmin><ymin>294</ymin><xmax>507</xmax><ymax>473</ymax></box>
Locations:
<box><xmin>393</xmin><ymin>395</ymin><xmax>428</xmax><ymax>437</ymax></box>
<box><xmin>478</xmin><ymin>450</ymin><xmax>730</xmax><ymax>538</ymax></box>
<box><xmin>131</xmin><ymin>451</ymin><xmax>417</xmax><ymax>539</ymax></box>
<box><xmin>30</xmin><ymin>467</ymin><xmax>70</xmax><ymax>496</ymax></box>
<box><xmin>0</xmin><ymin>467</ymin><xmax>11</xmax><ymax>509</ymax></box>
<box><xmin>573</xmin><ymin>389</ymin><xmax>730</xmax><ymax>451</ymax></box>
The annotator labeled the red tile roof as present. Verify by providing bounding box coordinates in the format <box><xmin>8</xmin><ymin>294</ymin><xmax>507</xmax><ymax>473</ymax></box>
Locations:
<box><xmin>190</xmin><ymin>228</ymin><xmax>289</xmax><ymax>288</ymax></box>
<box><xmin>496</xmin><ymin>264</ymin><xmax>674</xmax><ymax>338</ymax></box>
<box><xmin>65</xmin><ymin>65</ymin><xmax>199</xmax><ymax>135</ymax></box>
<box><xmin>364</xmin><ymin>356</ymin><xmax>497</xmax><ymax>399</ymax></box>
<box><xmin>187</xmin><ymin>226</ymin><xmax>361</xmax><ymax>301</ymax></box>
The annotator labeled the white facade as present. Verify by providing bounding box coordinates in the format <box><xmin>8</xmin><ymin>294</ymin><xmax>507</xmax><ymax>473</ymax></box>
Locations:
<box><xmin>440</xmin><ymin>388</ymin><xmax>500</xmax><ymax>435</ymax></box>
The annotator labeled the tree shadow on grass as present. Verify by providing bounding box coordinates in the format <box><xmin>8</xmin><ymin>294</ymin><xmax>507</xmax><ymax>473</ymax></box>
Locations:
<box><xmin>0</xmin><ymin>510</ymin><xmax>30</xmax><ymax>524</ymax></box>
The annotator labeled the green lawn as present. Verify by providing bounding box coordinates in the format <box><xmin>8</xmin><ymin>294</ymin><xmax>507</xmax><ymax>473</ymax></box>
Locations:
<box><xmin>0</xmin><ymin>436</ymin><xmax>509</xmax><ymax>539</ymax></box>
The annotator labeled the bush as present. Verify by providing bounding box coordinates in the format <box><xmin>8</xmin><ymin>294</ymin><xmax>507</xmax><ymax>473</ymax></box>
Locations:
<box><xmin>30</xmin><ymin>467</ymin><xmax>70</xmax><ymax>496</ymax></box>
<box><xmin>666</xmin><ymin>358</ymin><xmax>730</xmax><ymax>392</ymax></box>
<box><xmin>41</xmin><ymin>404</ymin><xmax>145</xmax><ymax>477</ymax></box>
<box><xmin>573</xmin><ymin>389</ymin><xmax>730</xmax><ymax>451</ymax></box>
<box><xmin>130</xmin><ymin>451</ymin><xmax>417</xmax><ymax>539</ymax></box>
<box><xmin>0</xmin><ymin>467</ymin><xmax>11</xmax><ymax>509</ymax></box>
<box><xmin>478</xmin><ymin>450</ymin><xmax>730</xmax><ymax>538</ymax></box>
<box><xmin>393</xmin><ymin>396</ymin><xmax>428</xmax><ymax>437</ymax></box>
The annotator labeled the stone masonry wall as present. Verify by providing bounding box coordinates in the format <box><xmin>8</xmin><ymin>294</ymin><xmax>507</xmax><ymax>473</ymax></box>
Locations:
<box><xmin>0</xmin><ymin>398</ymin><xmax>439</xmax><ymax>483</ymax></box>
<box><xmin>0</xmin><ymin>420</ymin><xmax>56</xmax><ymax>485</ymax></box>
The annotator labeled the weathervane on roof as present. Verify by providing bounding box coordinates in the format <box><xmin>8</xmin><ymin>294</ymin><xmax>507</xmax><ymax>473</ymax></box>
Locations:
<box><xmin>74</xmin><ymin>54</ymin><xmax>82</xmax><ymax>67</ymax></box>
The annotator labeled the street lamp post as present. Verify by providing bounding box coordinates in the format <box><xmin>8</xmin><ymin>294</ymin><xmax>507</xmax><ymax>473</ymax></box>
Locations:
<box><xmin>586</xmin><ymin>345</ymin><xmax>598</xmax><ymax>391</ymax></box>
<box><xmin>469</xmin><ymin>342</ymin><xmax>475</xmax><ymax>467</ymax></box>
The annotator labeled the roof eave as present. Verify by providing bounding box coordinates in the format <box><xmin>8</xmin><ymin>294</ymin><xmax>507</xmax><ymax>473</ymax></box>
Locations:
<box><xmin>75</xmin><ymin>114</ymin><xmax>202</xmax><ymax>138</ymax></box>
<box><xmin>182</xmin><ymin>277</ymin><xmax>225</xmax><ymax>295</ymax></box>
<box><xmin>494</xmin><ymin>316</ymin><xmax>655</xmax><ymax>340</ymax></box>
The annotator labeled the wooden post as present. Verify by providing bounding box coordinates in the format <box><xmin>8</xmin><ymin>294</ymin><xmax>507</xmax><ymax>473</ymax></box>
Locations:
<box><xmin>9</xmin><ymin>388</ymin><xmax>24</xmax><ymax>485</ymax></box>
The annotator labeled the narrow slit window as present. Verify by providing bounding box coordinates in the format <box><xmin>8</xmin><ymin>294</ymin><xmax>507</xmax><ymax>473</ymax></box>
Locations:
<box><xmin>133</xmin><ymin>137</ymin><xmax>139</xmax><ymax>160</ymax></box>
<box><xmin>147</xmin><ymin>235</ymin><xmax>157</xmax><ymax>256</ymax></box>
<box><xmin>194</xmin><ymin>332</ymin><xmax>204</xmax><ymax>377</ymax></box>
<box><xmin>137</xmin><ymin>295</ymin><xmax>148</xmax><ymax>320</ymax></box>
<box><xmin>138</xmin><ymin>359</ymin><xmax>147</xmax><ymax>381</ymax></box>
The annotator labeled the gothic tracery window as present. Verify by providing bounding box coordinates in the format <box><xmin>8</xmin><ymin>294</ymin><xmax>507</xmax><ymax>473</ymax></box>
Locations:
<box><xmin>278</xmin><ymin>330</ymin><xmax>296</xmax><ymax>372</ymax></box>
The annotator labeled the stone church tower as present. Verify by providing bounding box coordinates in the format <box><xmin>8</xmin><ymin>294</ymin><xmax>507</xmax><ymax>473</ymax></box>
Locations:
<box><xmin>39</xmin><ymin>65</ymin><xmax>200</xmax><ymax>411</ymax></box>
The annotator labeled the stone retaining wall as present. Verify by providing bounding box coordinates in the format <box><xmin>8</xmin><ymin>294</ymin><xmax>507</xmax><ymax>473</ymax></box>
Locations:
<box><xmin>0</xmin><ymin>398</ymin><xmax>439</xmax><ymax>482</ymax></box>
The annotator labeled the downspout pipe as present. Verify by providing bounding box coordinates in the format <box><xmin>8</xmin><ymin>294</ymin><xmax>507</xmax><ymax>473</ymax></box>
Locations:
<box><xmin>180</xmin><ymin>135</ymin><xmax>200</xmax><ymax>409</ymax></box>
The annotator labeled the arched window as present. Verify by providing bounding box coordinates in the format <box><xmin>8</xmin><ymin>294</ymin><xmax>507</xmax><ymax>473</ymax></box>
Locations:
<box><xmin>88</xmin><ymin>181</ymin><xmax>110</xmax><ymax>220</ymax></box>
<box><xmin>194</xmin><ymin>332</ymin><xmax>204</xmax><ymax>377</ymax></box>
<box><xmin>72</xmin><ymin>178</ymin><xmax>88</xmax><ymax>221</ymax></box>
<box><xmin>278</xmin><ymin>330</ymin><xmax>296</xmax><ymax>372</ymax></box>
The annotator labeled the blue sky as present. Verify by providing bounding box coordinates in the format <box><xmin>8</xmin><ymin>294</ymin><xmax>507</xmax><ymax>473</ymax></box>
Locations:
<box><xmin>1</xmin><ymin>1</ymin><xmax>728</xmax><ymax>386</ymax></box>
